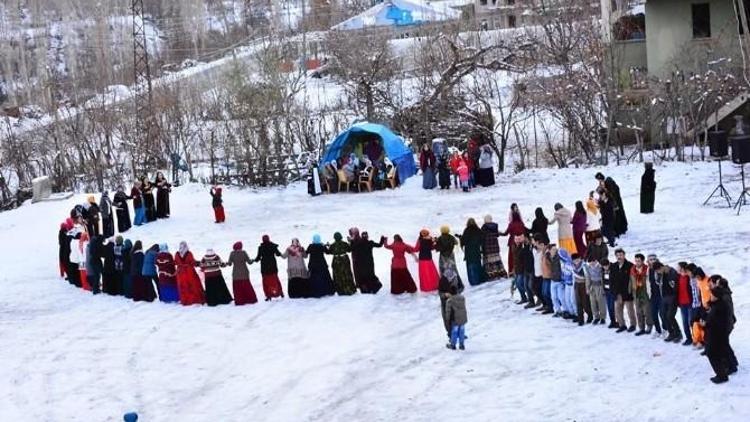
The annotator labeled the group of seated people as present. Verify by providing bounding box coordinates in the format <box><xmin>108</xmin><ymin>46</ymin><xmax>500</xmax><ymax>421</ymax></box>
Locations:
<box><xmin>319</xmin><ymin>152</ymin><xmax>397</xmax><ymax>193</ymax></box>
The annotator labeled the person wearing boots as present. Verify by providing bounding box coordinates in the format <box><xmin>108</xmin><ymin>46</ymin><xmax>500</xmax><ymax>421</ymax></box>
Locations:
<box><xmin>702</xmin><ymin>282</ymin><xmax>734</xmax><ymax>384</ymax></box>
<box><xmin>640</xmin><ymin>161</ymin><xmax>656</xmax><ymax>214</ymax></box>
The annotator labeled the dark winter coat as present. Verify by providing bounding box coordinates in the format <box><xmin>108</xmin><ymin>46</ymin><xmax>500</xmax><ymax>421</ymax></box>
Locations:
<box><xmin>604</xmin><ymin>177</ymin><xmax>628</xmax><ymax>235</ymax></box>
<box><xmin>445</xmin><ymin>294</ymin><xmax>468</xmax><ymax>325</ymax></box>
<box><xmin>255</xmin><ymin>242</ymin><xmax>282</xmax><ymax>275</ymax></box>
<box><xmin>101</xmin><ymin>243</ymin><xmax>116</xmax><ymax>276</ymax></box>
<box><xmin>419</xmin><ymin>150</ymin><xmax>437</xmax><ymax>171</ymax></box>
<box><xmin>546</xmin><ymin>251</ymin><xmax>561</xmax><ymax>281</ymax></box>
<box><xmin>520</xmin><ymin>243</ymin><xmax>535</xmax><ymax>274</ymax></box>
<box><xmin>59</xmin><ymin>229</ymin><xmax>71</xmax><ymax>265</ymax></box>
<box><xmin>704</xmin><ymin>290</ymin><xmax>731</xmax><ymax>346</ymax></box>
<box><xmin>435</xmin><ymin>234</ymin><xmax>458</xmax><ymax>257</ymax></box>
<box><xmin>659</xmin><ymin>267</ymin><xmax>679</xmax><ymax>297</ymax></box>
<box><xmin>350</xmin><ymin>237</ymin><xmax>383</xmax><ymax>277</ymax></box>
<box><xmin>571</xmin><ymin>210</ymin><xmax>587</xmax><ymax>234</ymax></box>
<box><xmin>610</xmin><ymin>259</ymin><xmax>634</xmax><ymax>299</ymax></box>
<box><xmin>438</xmin><ymin>273</ymin><xmax>465</xmax><ymax>295</ymax></box>
<box><xmin>459</xmin><ymin>226</ymin><xmax>484</xmax><ymax>263</ymax></box>
<box><xmin>640</xmin><ymin>167</ymin><xmax>656</xmax><ymax>214</ymax></box>
<box><xmin>210</xmin><ymin>189</ymin><xmax>223</xmax><ymax>208</ymax></box>
<box><xmin>142</xmin><ymin>248</ymin><xmax>158</xmax><ymax>277</ymax></box>
<box><xmin>130</xmin><ymin>187</ymin><xmax>143</xmax><ymax>209</ymax></box>
<box><xmin>530</xmin><ymin>217</ymin><xmax>549</xmax><ymax>244</ymax></box>
<box><xmin>416</xmin><ymin>237</ymin><xmax>435</xmax><ymax>260</ymax></box>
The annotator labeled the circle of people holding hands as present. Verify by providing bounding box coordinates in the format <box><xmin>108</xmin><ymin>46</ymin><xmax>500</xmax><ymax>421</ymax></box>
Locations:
<box><xmin>55</xmin><ymin>172</ymin><xmax>736</xmax><ymax>383</ymax></box>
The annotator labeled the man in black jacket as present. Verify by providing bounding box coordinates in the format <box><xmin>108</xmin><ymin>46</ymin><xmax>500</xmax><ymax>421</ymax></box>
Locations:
<box><xmin>654</xmin><ymin>262</ymin><xmax>682</xmax><ymax>342</ymax></box>
<box><xmin>611</xmin><ymin>249</ymin><xmax>635</xmax><ymax>333</ymax></box>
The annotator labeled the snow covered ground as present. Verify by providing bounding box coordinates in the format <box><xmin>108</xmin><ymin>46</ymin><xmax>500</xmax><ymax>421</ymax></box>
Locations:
<box><xmin>0</xmin><ymin>161</ymin><xmax>748</xmax><ymax>421</ymax></box>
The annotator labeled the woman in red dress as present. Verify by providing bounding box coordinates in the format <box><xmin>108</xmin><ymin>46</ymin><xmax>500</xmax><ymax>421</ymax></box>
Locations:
<box><xmin>174</xmin><ymin>241</ymin><xmax>206</xmax><ymax>306</ymax></box>
<box><xmin>414</xmin><ymin>229</ymin><xmax>439</xmax><ymax>292</ymax></box>
<box><xmin>384</xmin><ymin>234</ymin><xmax>418</xmax><ymax>294</ymax></box>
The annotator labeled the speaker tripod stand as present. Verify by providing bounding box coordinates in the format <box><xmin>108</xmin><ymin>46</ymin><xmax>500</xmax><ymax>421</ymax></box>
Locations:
<box><xmin>734</xmin><ymin>164</ymin><xmax>749</xmax><ymax>215</ymax></box>
<box><xmin>703</xmin><ymin>157</ymin><xmax>733</xmax><ymax>207</ymax></box>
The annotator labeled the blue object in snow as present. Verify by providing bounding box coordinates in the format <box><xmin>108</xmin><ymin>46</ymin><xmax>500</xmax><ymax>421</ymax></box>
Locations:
<box><xmin>124</xmin><ymin>412</ymin><xmax>138</xmax><ymax>422</ymax></box>
<box><xmin>320</xmin><ymin>122</ymin><xmax>417</xmax><ymax>184</ymax></box>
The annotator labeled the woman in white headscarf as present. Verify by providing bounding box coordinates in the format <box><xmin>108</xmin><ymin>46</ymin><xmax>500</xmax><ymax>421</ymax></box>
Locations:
<box><xmin>174</xmin><ymin>241</ymin><xmax>206</xmax><ymax>305</ymax></box>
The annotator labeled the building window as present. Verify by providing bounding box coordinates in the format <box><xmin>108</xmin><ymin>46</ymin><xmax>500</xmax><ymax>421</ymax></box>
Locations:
<box><xmin>692</xmin><ymin>3</ymin><xmax>711</xmax><ymax>38</ymax></box>
<box><xmin>736</xmin><ymin>0</ymin><xmax>750</xmax><ymax>34</ymax></box>
<box><xmin>480</xmin><ymin>0</ymin><xmax>487</xmax><ymax>6</ymax></box>
<box><xmin>508</xmin><ymin>15</ymin><xmax>517</xmax><ymax>28</ymax></box>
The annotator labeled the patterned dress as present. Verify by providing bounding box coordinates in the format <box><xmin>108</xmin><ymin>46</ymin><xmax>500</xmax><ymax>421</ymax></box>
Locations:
<box><xmin>328</xmin><ymin>240</ymin><xmax>357</xmax><ymax>296</ymax></box>
<box><xmin>481</xmin><ymin>222</ymin><xmax>507</xmax><ymax>280</ymax></box>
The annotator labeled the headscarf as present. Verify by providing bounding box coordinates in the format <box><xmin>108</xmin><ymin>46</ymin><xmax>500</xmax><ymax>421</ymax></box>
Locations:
<box><xmin>349</xmin><ymin>227</ymin><xmax>360</xmax><ymax>239</ymax></box>
<box><xmin>313</xmin><ymin>234</ymin><xmax>322</xmax><ymax>244</ymax></box>
<box><xmin>262</xmin><ymin>235</ymin><xmax>270</xmax><ymax>244</ymax></box>
<box><xmin>159</xmin><ymin>243</ymin><xmax>169</xmax><ymax>253</ymax></box>
<box><xmin>123</xmin><ymin>239</ymin><xmax>132</xmax><ymax>250</ymax></box>
<box><xmin>115</xmin><ymin>235</ymin><xmax>123</xmax><ymax>245</ymax></box>
<box><xmin>233</xmin><ymin>241</ymin><xmax>243</xmax><ymax>251</ymax></box>
<box><xmin>206</xmin><ymin>248</ymin><xmax>215</xmax><ymax>256</ymax></box>
<box><xmin>87</xmin><ymin>195</ymin><xmax>96</xmax><ymax>204</ymax></box>
<box><xmin>484</xmin><ymin>215</ymin><xmax>493</xmax><ymax>224</ymax></box>
<box><xmin>333</xmin><ymin>232</ymin><xmax>342</xmax><ymax>242</ymax></box>
<box><xmin>419</xmin><ymin>228</ymin><xmax>430</xmax><ymax>238</ymax></box>
<box><xmin>362</xmin><ymin>232</ymin><xmax>370</xmax><ymax>241</ymax></box>
<box><xmin>466</xmin><ymin>218</ymin><xmax>477</xmax><ymax>228</ymax></box>
<box><xmin>178</xmin><ymin>241</ymin><xmax>189</xmax><ymax>257</ymax></box>
<box><xmin>288</xmin><ymin>238</ymin><xmax>304</xmax><ymax>256</ymax></box>
<box><xmin>440</xmin><ymin>225</ymin><xmax>450</xmax><ymax>235</ymax></box>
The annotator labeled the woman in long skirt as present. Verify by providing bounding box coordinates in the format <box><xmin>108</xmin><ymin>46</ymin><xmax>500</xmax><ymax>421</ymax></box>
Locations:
<box><xmin>155</xmin><ymin>244</ymin><xmax>179</xmax><ymax>303</ymax></box>
<box><xmin>130</xmin><ymin>241</ymin><xmax>156</xmax><ymax>302</ymax></box>
<box><xmin>113</xmin><ymin>186</ymin><xmax>132</xmax><ymax>233</ymax></box>
<box><xmin>384</xmin><ymin>234</ymin><xmax>418</xmax><ymax>294</ymax></box>
<box><xmin>200</xmin><ymin>249</ymin><xmax>233</xmax><ymax>306</ymax></box>
<box><xmin>460</xmin><ymin>218</ymin><xmax>486</xmax><ymax>286</ymax></box>
<box><xmin>141</xmin><ymin>178</ymin><xmax>156</xmax><ymax>223</ymax></box>
<box><xmin>174</xmin><ymin>241</ymin><xmax>206</xmax><ymax>306</ymax></box>
<box><xmin>349</xmin><ymin>229</ymin><xmax>384</xmax><ymax>294</ymax></box>
<box><xmin>255</xmin><ymin>235</ymin><xmax>285</xmax><ymax>301</ymax></box>
<box><xmin>154</xmin><ymin>171</ymin><xmax>171</xmax><ymax>219</ymax></box>
<box><xmin>420</xmin><ymin>144</ymin><xmax>437</xmax><ymax>190</ymax></box>
<box><xmin>415</xmin><ymin>229</ymin><xmax>439</xmax><ymax>292</ymax></box>
<box><xmin>435</xmin><ymin>226</ymin><xmax>462</xmax><ymax>281</ymax></box>
<box><xmin>282</xmin><ymin>238</ymin><xmax>310</xmax><ymax>298</ymax></box>
<box><xmin>306</xmin><ymin>234</ymin><xmax>335</xmax><ymax>298</ymax></box>
<box><xmin>328</xmin><ymin>232</ymin><xmax>357</xmax><ymax>295</ymax></box>
<box><xmin>482</xmin><ymin>215</ymin><xmax>509</xmax><ymax>280</ymax></box>
<box><xmin>226</xmin><ymin>241</ymin><xmax>258</xmax><ymax>305</ymax></box>
<box><xmin>571</xmin><ymin>201</ymin><xmax>588</xmax><ymax>257</ymax></box>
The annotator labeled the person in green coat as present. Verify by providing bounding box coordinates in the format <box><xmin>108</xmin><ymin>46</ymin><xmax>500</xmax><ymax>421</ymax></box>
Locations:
<box><xmin>458</xmin><ymin>218</ymin><xmax>486</xmax><ymax>286</ymax></box>
<box><xmin>327</xmin><ymin>232</ymin><xmax>357</xmax><ymax>295</ymax></box>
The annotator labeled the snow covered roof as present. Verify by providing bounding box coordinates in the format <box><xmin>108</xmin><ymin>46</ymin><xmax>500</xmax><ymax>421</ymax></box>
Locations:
<box><xmin>331</xmin><ymin>0</ymin><xmax>460</xmax><ymax>31</ymax></box>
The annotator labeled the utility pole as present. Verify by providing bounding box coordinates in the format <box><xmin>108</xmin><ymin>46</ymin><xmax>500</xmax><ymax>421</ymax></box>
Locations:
<box><xmin>132</xmin><ymin>0</ymin><xmax>161</xmax><ymax>177</ymax></box>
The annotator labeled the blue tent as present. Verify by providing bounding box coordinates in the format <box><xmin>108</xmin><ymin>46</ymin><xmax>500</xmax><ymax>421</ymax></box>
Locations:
<box><xmin>320</xmin><ymin>122</ymin><xmax>416</xmax><ymax>183</ymax></box>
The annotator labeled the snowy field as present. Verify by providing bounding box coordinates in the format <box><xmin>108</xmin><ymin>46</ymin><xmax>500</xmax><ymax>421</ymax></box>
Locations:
<box><xmin>0</xmin><ymin>161</ymin><xmax>748</xmax><ymax>421</ymax></box>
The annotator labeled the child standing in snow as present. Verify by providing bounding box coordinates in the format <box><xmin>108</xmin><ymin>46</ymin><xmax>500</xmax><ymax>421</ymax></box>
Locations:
<box><xmin>457</xmin><ymin>159</ymin><xmax>471</xmax><ymax>192</ymax></box>
<box><xmin>210</xmin><ymin>186</ymin><xmax>225</xmax><ymax>223</ymax></box>
<box><xmin>445</xmin><ymin>285</ymin><xmax>468</xmax><ymax>350</ymax></box>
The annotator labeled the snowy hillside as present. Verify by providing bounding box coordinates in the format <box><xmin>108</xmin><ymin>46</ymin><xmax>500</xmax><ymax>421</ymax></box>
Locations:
<box><xmin>0</xmin><ymin>161</ymin><xmax>748</xmax><ymax>421</ymax></box>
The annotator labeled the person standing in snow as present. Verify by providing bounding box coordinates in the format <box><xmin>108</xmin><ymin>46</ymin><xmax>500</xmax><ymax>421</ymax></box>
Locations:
<box><xmin>511</xmin><ymin>235</ymin><xmax>529</xmax><ymax>304</ymax></box>
<box><xmin>445</xmin><ymin>285</ymin><xmax>468</xmax><ymax>350</ymax></box>
<box><xmin>630</xmin><ymin>254</ymin><xmax>652</xmax><ymax>336</ymax></box>
<box><xmin>676</xmin><ymin>262</ymin><xmax>694</xmax><ymax>345</ymax></box>
<box><xmin>141</xmin><ymin>244</ymin><xmax>160</xmax><ymax>298</ymax></box>
<box><xmin>141</xmin><ymin>178</ymin><xmax>156</xmax><ymax>223</ymax></box>
<box><xmin>572</xmin><ymin>253</ymin><xmax>592</xmax><ymax>325</ymax></box>
<box><xmin>546</xmin><ymin>244</ymin><xmax>565</xmax><ymax>317</ymax></box>
<box><xmin>597</xmin><ymin>188</ymin><xmax>617</xmax><ymax>247</ymax></box>
<box><xmin>640</xmin><ymin>162</ymin><xmax>656</xmax><ymax>214</ymax></box>
<box><xmin>686</xmin><ymin>264</ymin><xmax>710</xmax><ymax>349</ymax></box>
<box><xmin>306</xmin><ymin>235</ymin><xmax>335</xmax><ymax>298</ymax></box>
<box><xmin>85</xmin><ymin>235</ymin><xmax>104</xmax><ymax>294</ymax></box>
<box><xmin>58</xmin><ymin>219</ymin><xmax>73</xmax><ymax>280</ymax></box>
<box><xmin>119</xmin><ymin>239</ymin><xmax>133</xmax><ymax>298</ymax></box>
<box><xmin>113</xmin><ymin>186</ymin><xmax>132</xmax><ymax>233</ymax></box>
<box><xmin>499</xmin><ymin>211</ymin><xmax>524</xmax><ymax>277</ymax></box>
<box><xmin>437</xmin><ymin>152</ymin><xmax>452</xmax><ymax>190</ymax></box>
<box><xmin>584</xmin><ymin>257</ymin><xmax>607</xmax><ymax>324</ymax></box>
<box><xmin>420</xmin><ymin>144</ymin><xmax>437</xmax><ymax>190</ymax></box>
<box><xmin>101</xmin><ymin>236</ymin><xmax>122</xmax><ymax>295</ymax></box>
<box><xmin>654</xmin><ymin>262</ymin><xmax>682</xmax><ymax>343</ymax></box>
<box><xmin>66</xmin><ymin>223</ymin><xmax>84</xmax><ymax>288</ymax></box>
<box><xmin>530</xmin><ymin>207</ymin><xmax>550</xmax><ymax>245</ymax></box>
<box><xmin>647</xmin><ymin>254</ymin><xmax>665</xmax><ymax>338</ymax></box>
<box><xmin>154</xmin><ymin>172</ymin><xmax>171</xmax><ymax>219</ymax></box>
<box><xmin>281</xmin><ymin>238</ymin><xmax>310</xmax><ymax>299</ymax></box>
<box><xmin>559</xmin><ymin>248</ymin><xmax>577</xmax><ymax>322</ymax></box>
<box><xmin>475</xmin><ymin>144</ymin><xmax>495</xmax><ymax>187</ymax></box>
<box><xmin>173</xmin><ymin>241</ymin><xmax>207</xmax><ymax>306</ymax></box>
<box><xmin>459</xmin><ymin>218</ymin><xmax>486</xmax><ymax>286</ymax></box>
<box><xmin>327</xmin><ymin>232</ymin><xmax>357</xmax><ymax>296</ymax></box>
<box><xmin>571</xmin><ymin>201</ymin><xmax>587</xmax><ymax>257</ymax></box>
<box><xmin>439</xmin><ymin>267</ymin><xmax>465</xmax><ymax>337</ymax></box>
<box><xmin>702</xmin><ymin>280</ymin><xmax>735</xmax><ymax>384</ymax></box>
<box><xmin>535</xmin><ymin>235</ymin><xmax>554</xmax><ymax>314</ymax></box>
<box><xmin>601</xmin><ymin>259</ymin><xmax>616</xmax><ymax>327</ymax></box>
<box><xmin>86</xmin><ymin>195</ymin><xmax>101</xmax><ymax>236</ymax></box>
<box><xmin>384</xmin><ymin>234</ymin><xmax>418</xmax><ymax>294</ymax></box>
<box><xmin>349</xmin><ymin>230</ymin><xmax>384</xmax><ymax>294</ymax></box>
<box><xmin>415</xmin><ymin>229</ymin><xmax>440</xmax><ymax>292</ymax></box>
<box><xmin>612</xmin><ymin>249</ymin><xmax>636</xmax><ymax>333</ymax></box>
<box><xmin>255</xmin><ymin>235</ymin><xmax>285</xmax><ymax>300</ymax></box>
<box><xmin>457</xmin><ymin>158</ymin><xmax>471</xmax><ymax>192</ymax></box>
<box><xmin>584</xmin><ymin>192</ymin><xmax>602</xmax><ymax>245</ymax></box>
<box><xmin>435</xmin><ymin>226</ymin><xmax>461</xmax><ymax>281</ymax></box>
<box><xmin>585</xmin><ymin>234</ymin><xmax>609</xmax><ymax>267</ymax></box>
<box><xmin>227</xmin><ymin>241</ymin><xmax>260</xmax><ymax>305</ymax></box>
<box><xmin>155</xmin><ymin>244</ymin><xmax>179</xmax><ymax>303</ymax></box>
<box><xmin>131</xmin><ymin>181</ymin><xmax>146</xmax><ymax>226</ymax></box>
<box><xmin>549</xmin><ymin>203</ymin><xmax>575</xmax><ymax>255</ymax></box>
<box><xmin>130</xmin><ymin>242</ymin><xmax>156</xmax><ymax>302</ymax></box>
<box><xmin>595</xmin><ymin>172</ymin><xmax>628</xmax><ymax>236</ymax></box>
<box><xmin>200</xmin><ymin>249</ymin><xmax>233</xmax><ymax>306</ymax></box>
<box><xmin>449</xmin><ymin>151</ymin><xmax>462</xmax><ymax>189</ymax></box>
<box><xmin>210</xmin><ymin>186</ymin><xmax>225</xmax><ymax>223</ymax></box>
<box><xmin>100</xmin><ymin>191</ymin><xmax>115</xmax><ymax>238</ymax></box>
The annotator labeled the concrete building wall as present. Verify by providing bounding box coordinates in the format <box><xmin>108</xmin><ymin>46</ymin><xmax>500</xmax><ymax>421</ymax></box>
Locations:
<box><xmin>645</xmin><ymin>0</ymin><xmax>741</xmax><ymax>78</ymax></box>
